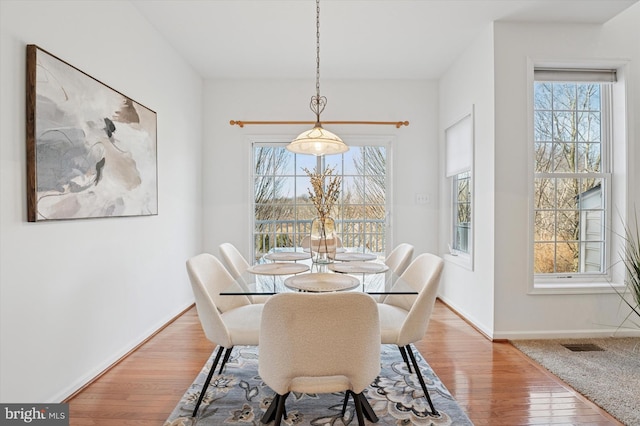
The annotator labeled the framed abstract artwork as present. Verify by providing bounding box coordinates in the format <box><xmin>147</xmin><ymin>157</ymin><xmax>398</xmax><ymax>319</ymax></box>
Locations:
<box><xmin>26</xmin><ymin>44</ymin><xmax>157</xmax><ymax>221</ymax></box>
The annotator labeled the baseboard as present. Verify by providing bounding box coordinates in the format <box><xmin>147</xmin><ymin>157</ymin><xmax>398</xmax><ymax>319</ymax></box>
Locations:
<box><xmin>60</xmin><ymin>302</ymin><xmax>195</xmax><ymax>402</ymax></box>
<box><xmin>495</xmin><ymin>328</ymin><xmax>640</xmax><ymax>340</ymax></box>
<box><xmin>436</xmin><ymin>297</ymin><xmax>496</xmax><ymax>341</ymax></box>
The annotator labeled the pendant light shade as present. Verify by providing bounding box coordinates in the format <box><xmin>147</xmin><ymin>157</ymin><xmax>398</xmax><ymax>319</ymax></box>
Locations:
<box><xmin>286</xmin><ymin>0</ymin><xmax>348</xmax><ymax>156</ymax></box>
<box><xmin>288</xmin><ymin>124</ymin><xmax>348</xmax><ymax>156</ymax></box>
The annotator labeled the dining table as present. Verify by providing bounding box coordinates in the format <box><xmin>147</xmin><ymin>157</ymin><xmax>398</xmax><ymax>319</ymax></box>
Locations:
<box><xmin>220</xmin><ymin>249</ymin><xmax>417</xmax><ymax>297</ymax></box>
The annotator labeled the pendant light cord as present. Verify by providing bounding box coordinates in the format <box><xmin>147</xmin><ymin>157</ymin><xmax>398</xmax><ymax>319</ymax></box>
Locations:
<box><xmin>310</xmin><ymin>0</ymin><xmax>326</xmax><ymax>126</ymax></box>
<box><xmin>315</xmin><ymin>0</ymin><xmax>320</xmax><ymax>102</ymax></box>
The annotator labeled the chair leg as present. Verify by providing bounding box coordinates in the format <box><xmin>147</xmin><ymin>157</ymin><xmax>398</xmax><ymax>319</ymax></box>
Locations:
<box><xmin>192</xmin><ymin>346</ymin><xmax>225</xmax><ymax>417</ymax></box>
<box><xmin>341</xmin><ymin>390</ymin><xmax>379</xmax><ymax>423</ymax></box>
<box><xmin>261</xmin><ymin>392</ymin><xmax>289</xmax><ymax>425</ymax></box>
<box><xmin>398</xmin><ymin>346</ymin><xmax>412</xmax><ymax>373</ymax></box>
<box><xmin>405</xmin><ymin>344</ymin><xmax>439</xmax><ymax>416</ymax></box>
<box><xmin>218</xmin><ymin>346</ymin><xmax>234</xmax><ymax>373</ymax></box>
<box><xmin>341</xmin><ymin>390</ymin><xmax>351</xmax><ymax>417</ymax></box>
<box><xmin>353</xmin><ymin>392</ymin><xmax>366</xmax><ymax>426</ymax></box>
<box><xmin>354</xmin><ymin>392</ymin><xmax>378</xmax><ymax>423</ymax></box>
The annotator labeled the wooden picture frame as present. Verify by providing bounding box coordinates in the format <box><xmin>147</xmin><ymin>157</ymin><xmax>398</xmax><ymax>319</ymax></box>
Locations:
<box><xmin>26</xmin><ymin>44</ymin><xmax>157</xmax><ymax>221</ymax></box>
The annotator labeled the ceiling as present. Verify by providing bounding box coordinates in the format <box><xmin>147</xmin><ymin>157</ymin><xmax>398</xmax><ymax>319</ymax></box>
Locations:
<box><xmin>131</xmin><ymin>0</ymin><xmax>638</xmax><ymax>80</ymax></box>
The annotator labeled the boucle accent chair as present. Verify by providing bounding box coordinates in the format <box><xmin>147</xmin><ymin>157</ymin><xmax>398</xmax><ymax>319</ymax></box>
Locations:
<box><xmin>385</xmin><ymin>243</ymin><xmax>414</xmax><ymax>276</ymax></box>
<box><xmin>186</xmin><ymin>253</ymin><xmax>263</xmax><ymax>417</ymax></box>
<box><xmin>219</xmin><ymin>242</ymin><xmax>268</xmax><ymax>303</ymax></box>
<box><xmin>378</xmin><ymin>243</ymin><xmax>415</xmax><ymax>303</ymax></box>
<box><xmin>377</xmin><ymin>252</ymin><xmax>444</xmax><ymax>416</ymax></box>
<box><xmin>259</xmin><ymin>292</ymin><xmax>381</xmax><ymax>426</ymax></box>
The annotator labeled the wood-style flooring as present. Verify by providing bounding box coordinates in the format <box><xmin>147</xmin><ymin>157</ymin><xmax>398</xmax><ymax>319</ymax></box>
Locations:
<box><xmin>67</xmin><ymin>300</ymin><xmax>622</xmax><ymax>425</ymax></box>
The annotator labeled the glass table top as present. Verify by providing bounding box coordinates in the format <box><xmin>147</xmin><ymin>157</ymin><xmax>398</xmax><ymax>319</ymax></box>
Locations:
<box><xmin>221</xmin><ymin>258</ymin><xmax>416</xmax><ymax>296</ymax></box>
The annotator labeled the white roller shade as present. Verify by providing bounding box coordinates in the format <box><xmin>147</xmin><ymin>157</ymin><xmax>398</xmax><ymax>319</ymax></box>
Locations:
<box><xmin>534</xmin><ymin>68</ymin><xmax>617</xmax><ymax>83</ymax></box>
<box><xmin>445</xmin><ymin>113</ymin><xmax>472</xmax><ymax>177</ymax></box>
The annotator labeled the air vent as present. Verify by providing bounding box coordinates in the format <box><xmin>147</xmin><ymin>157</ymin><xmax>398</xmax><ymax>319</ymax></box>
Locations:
<box><xmin>561</xmin><ymin>343</ymin><xmax>604</xmax><ymax>352</ymax></box>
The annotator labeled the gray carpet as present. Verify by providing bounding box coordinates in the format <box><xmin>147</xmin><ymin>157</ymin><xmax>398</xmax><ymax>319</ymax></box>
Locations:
<box><xmin>511</xmin><ymin>337</ymin><xmax>640</xmax><ymax>426</ymax></box>
<box><xmin>164</xmin><ymin>344</ymin><xmax>473</xmax><ymax>425</ymax></box>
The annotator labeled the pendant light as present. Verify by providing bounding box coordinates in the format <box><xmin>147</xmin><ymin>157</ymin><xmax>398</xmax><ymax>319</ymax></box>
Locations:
<box><xmin>286</xmin><ymin>0</ymin><xmax>349</xmax><ymax>156</ymax></box>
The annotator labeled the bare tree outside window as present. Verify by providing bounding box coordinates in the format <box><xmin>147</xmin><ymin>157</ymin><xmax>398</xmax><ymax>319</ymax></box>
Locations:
<box><xmin>253</xmin><ymin>143</ymin><xmax>387</xmax><ymax>259</ymax></box>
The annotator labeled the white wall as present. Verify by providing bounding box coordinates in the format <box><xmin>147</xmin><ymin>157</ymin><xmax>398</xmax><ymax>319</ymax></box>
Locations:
<box><xmin>202</xmin><ymin>79</ymin><xmax>439</xmax><ymax>260</ymax></box>
<box><xmin>492</xmin><ymin>6</ymin><xmax>640</xmax><ymax>338</ymax></box>
<box><xmin>0</xmin><ymin>1</ymin><xmax>203</xmax><ymax>402</ymax></box>
<box><xmin>438</xmin><ymin>25</ymin><xmax>495</xmax><ymax>337</ymax></box>
<box><xmin>438</xmin><ymin>4</ymin><xmax>640</xmax><ymax>339</ymax></box>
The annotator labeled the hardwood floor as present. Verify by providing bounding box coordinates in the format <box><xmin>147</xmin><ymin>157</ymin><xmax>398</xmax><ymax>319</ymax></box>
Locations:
<box><xmin>67</xmin><ymin>300</ymin><xmax>622</xmax><ymax>425</ymax></box>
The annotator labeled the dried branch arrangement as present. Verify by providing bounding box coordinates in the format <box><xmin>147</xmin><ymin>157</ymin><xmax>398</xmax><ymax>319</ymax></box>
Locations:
<box><xmin>304</xmin><ymin>166</ymin><xmax>341</xmax><ymax>221</ymax></box>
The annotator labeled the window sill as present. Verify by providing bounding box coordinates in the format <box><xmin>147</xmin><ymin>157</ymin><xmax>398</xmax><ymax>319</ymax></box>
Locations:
<box><xmin>529</xmin><ymin>280</ymin><xmax>625</xmax><ymax>295</ymax></box>
<box><xmin>444</xmin><ymin>252</ymin><xmax>473</xmax><ymax>271</ymax></box>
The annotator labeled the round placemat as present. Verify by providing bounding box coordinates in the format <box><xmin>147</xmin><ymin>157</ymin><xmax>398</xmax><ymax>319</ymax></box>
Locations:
<box><xmin>284</xmin><ymin>273</ymin><xmax>360</xmax><ymax>292</ymax></box>
<box><xmin>246</xmin><ymin>263</ymin><xmax>309</xmax><ymax>275</ymax></box>
<box><xmin>334</xmin><ymin>252</ymin><xmax>377</xmax><ymax>262</ymax></box>
<box><xmin>328</xmin><ymin>261</ymin><xmax>389</xmax><ymax>274</ymax></box>
<box><xmin>264</xmin><ymin>252</ymin><xmax>311</xmax><ymax>261</ymax></box>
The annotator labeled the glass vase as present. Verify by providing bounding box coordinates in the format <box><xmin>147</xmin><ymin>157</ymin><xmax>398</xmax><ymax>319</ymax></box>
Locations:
<box><xmin>310</xmin><ymin>216</ymin><xmax>337</xmax><ymax>264</ymax></box>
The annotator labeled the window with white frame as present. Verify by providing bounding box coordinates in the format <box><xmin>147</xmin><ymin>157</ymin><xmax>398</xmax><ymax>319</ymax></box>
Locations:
<box><xmin>453</xmin><ymin>170</ymin><xmax>471</xmax><ymax>254</ymax></box>
<box><xmin>252</xmin><ymin>141</ymin><xmax>389</xmax><ymax>261</ymax></box>
<box><xmin>445</xmin><ymin>112</ymin><xmax>473</xmax><ymax>263</ymax></box>
<box><xmin>532</xmin><ymin>68</ymin><xmax>616</xmax><ymax>281</ymax></box>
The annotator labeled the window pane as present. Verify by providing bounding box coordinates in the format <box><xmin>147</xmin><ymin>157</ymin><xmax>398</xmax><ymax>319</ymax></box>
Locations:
<box><xmin>577</xmin><ymin>142</ymin><xmax>601</xmax><ymax>172</ymax></box>
<box><xmin>534</xmin><ymin>210</ymin><xmax>556</xmax><ymax>241</ymax></box>
<box><xmin>342</xmin><ymin>176</ymin><xmax>363</xmax><ymax>203</ymax></box>
<box><xmin>534</xmin><ymin>83</ymin><xmax>552</xmax><ymax>110</ymax></box>
<box><xmin>534</xmin><ymin>242</ymin><xmax>555</xmax><ymax>273</ymax></box>
<box><xmin>582</xmin><ymin>210</ymin><xmax>604</xmax><ymax>241</ymax></box>
<box><xmin>552</xmin><ymin>83</ymin><xmax>576</xmax><ymax>110</ymax></box>
<box><xmin>557</xmin><ymin>210</ymin><xmax>579</xmax><ymax>241</ymax></box>
<box><xmin>534</xmin><ymin>178</ymin><xmax>555</xmax><ymax>210</ymax></box>
<box><xmin>577</xmin><ymin>111</ymin><xmax>601</xmax><ymax>142</ymax></box>
<box><xmin>534</xmin><ymin>111</ymin><xmax>553</xmax><ymax>142</ymax></box>
<box><xmin>556</xmin><ymin>241</ymin><xmax>578</xmax><ymax>273</ymax></box>
<box><xmin>553</xmin><ymin>112</ymin><xmax>576</xmax><ymax>142</ymax></box>
<box><xmin>255</xmin><ymin>147</ymin><xmax>274</xmax><ymax>175</ymax></box>
<box><xmin>556</xmin><ymin>178</ymin><xmax>579</xmax><ymax>209</ymax></box>
<box><xmin>364</xmin><ymin>175</ymin><xmax>385</xmax><ymax>205</ymax></box>
<box><xmin>580</xmin><ymin>242</ymin><xmax>604</xmax><ymax>272</ymax></box>
<box><xmin>577</xmin><ymin>84</ymin><xmax>600</xmax><ymax>111</ymax></box>
<box><xmin>552</xmin><ymin>142</ymin><xmax>574</xmax><ymax>172</ymax></box>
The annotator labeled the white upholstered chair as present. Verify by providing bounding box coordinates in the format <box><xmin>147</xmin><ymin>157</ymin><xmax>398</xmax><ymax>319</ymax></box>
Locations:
<box><xmin>301</xmin><ymin>235</ymin><xmax>343</xmax><ymax>249</ymax></box>
<box><xmin>299</xmin><ymin>236</ymin><xmax>311</xmax><ymax>251</ymax></box>
<box><xmin>385</xmin><ymin>243</ymin><xmax>414</xmax><ymax>276</ymax></box>
<box><xmin>259</xmin><ymin>292</ymin><xmax>381</xmax><ymax>425</ymax></box>
<box><xmin>219</xmin><ymin>242</ymin><xmax>268</xmax><ymax>303</ymax></box>
<box><xmin>378</xmin><ymin>243</ymin><xmax>415</xmax><ymax>303</ymax></box>
<box><xmin>377</xmin><ymin>252</ymin><xmax>444</xmax><ymax>416</ymax></box>
<box><xmin>186</xmin><ymin>253</ymin><xmax>263</xmax><ymax>417</ymax></box>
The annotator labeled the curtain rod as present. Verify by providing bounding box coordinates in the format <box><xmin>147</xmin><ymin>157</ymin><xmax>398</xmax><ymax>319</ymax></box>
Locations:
<box><xmin>229</xmin><ymin>120</ymin><xmax>410</xmax><ymax>128</ymax></box>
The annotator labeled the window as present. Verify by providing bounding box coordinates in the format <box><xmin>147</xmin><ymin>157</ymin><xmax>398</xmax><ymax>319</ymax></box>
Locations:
<box><xmin>453</xmin><ymin>171</ymin><xmax>471</xmax><ymax>254</ymax></box>
<box><xmin>445</xmin><ymin>112</ymin><xmax>473</xmax><ymax>266</ymax></box>
<box><xmin>252</xmin><ymin>142</ymin><xmax>388</xmax><ymax>260</ymax></box>
<box><xmin>533</xmin><ymin>69</ymin><xmax>616</xmax><ymax>281</ymax></box>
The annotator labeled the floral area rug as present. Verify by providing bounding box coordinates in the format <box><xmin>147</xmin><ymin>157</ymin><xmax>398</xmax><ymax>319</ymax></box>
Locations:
<box><xmin>164</xmin><ymin>344</ymin><xmax>473</xmax><ymax>425</ymax></box>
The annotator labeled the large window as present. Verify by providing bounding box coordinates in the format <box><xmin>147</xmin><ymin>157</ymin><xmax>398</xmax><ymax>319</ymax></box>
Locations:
<box><xmin>252</xmin><ymin>142</ymin><xmax>388</xmax><ymax>261</ymax></box>
<box><xmin>533</xmin><ymin>69</ymin><xmax>615</xmax><ymax>280</ymax></box>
